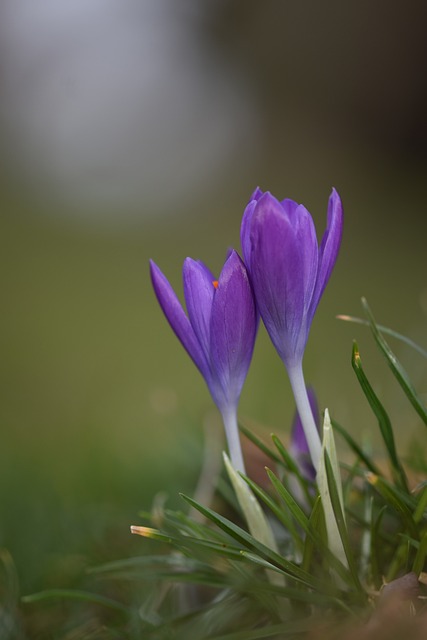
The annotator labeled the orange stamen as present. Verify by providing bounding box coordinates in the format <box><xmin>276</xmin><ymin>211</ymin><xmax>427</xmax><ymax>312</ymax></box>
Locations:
<box><xmin>212</xmin><ymin>280</ymin><xmax>219</xmax><ymax>289</ymax></box>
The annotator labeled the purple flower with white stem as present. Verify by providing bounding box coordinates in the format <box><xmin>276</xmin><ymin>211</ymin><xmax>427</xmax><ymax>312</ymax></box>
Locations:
<box><xmin>241</xmin><ymin>188</ymin><xmax>343</xmax><ymax>472</ymax></box>
<box><xmin>150</xmin><ymin>250</ymin><xmax>258</xmax><ymax>473</ymax></box>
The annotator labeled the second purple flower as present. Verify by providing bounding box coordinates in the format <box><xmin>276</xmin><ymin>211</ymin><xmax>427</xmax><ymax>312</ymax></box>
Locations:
<box><xmin>150</xmin><ymin>250</ymin><xmax>258</xmax><ymax>472</ymax></box>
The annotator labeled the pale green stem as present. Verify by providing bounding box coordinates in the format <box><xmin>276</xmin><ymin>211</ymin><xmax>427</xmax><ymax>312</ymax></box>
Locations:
<box><xmin>287</xmin><ymin>360</ymin><xmax>322</xmax><ymax>473</ymax></box>
<box><xmin>221</xmin><ymin>407</ymin><xmax>246</xmax><ymax>474</ymax></box>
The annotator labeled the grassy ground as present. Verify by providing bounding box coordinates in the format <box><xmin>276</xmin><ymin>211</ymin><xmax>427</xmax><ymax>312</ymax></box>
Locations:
<box><xmin>1</xmin><ymin>146</ymin><xmax>426</xmax><ymax>635</ymax></box>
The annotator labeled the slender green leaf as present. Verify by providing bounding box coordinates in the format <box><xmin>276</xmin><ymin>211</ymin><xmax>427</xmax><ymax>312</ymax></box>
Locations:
<box><xmin>337</xmin><ymin>313</ymin><xmax>427</xmax><ymax>358</ymax></box>
<box><xmin>223</xmin><ymin>453</ymin><xmax>278</xmax><ymax>553</ymax></box>
<box><xmin>370</xmin><ymin>504</ymin><xmax>387</xmax><ymax>589</ymax></box>
<box><xmin>238</xmin><ymin>423</ymin><xmax>283</xmax><ymax>466</ymax></box>
<box><xmin>0</xmin><ymin>549</ymin><xmax>19</xmax><ymax>609</ymax></box>
<box><xmin>180</xmin><ymin>494</ymin><xmax>330</xmax><ymax>592</ymax></box>
<box><xmin>240</xmin><ymin>473</ymin><xmax>303</xmax><ymax>554</ymax></box>
<box><xmin>266</xmin><ymin>469</ymin><xmax>309</xmax><ymax>532</ymax></box>
<box><xmin>301</xmin><ymin>496</ymin><xmax>324</xmax><ymax>573</ymax></box>
<box><xmin>386</xmin><ymin>537</ymin><xmax>412</xmax><ymax>582</ymax></box>
<box><xmin>366</xmin><ymin>473</ymin><xmax>418</xmax><ymax>539</ymax></box>
<box><xmin>331</xmin><ymin>419</ymin><xmax>381</xmax><ymax>476</ymax></box>
<box><xmin>271</xmin><ymin>434</ymin><xmax>314</xmax><ymax>507</ymax></box>
<box><xmin>208</xmin><ymin>618</ymin><xmax>314</xmax><ymax>640</ymax></box>
<box><xmin>414</xmin><ymin>485</ymin><xmax>427</xmax><ymax>523</ymax></box>
<box><xmin>316</xmin><ymin>411</ymin><xmax>348</xmax><ymax>571</ymax></box>
<box><xmin>412</xmin><ymin>530</ymin><xmax>427</xmax><ymax>576</ymax></box>
<box><xmin>21</xmin><ymin>589</ymin><xmax>130</xmax><ymax>614</ymax></box>
<box><xmin>267</xmin><ymin>469</ymin><xmax>354</xmax><ymax>587</ymax></box>
<box><xmin>351</xmin><ymin>341</ymin><xmax>408</xmax><ymax>491</ymax></box>
<box><xmin>361</xmin><ymin>298</ymin><xmax>427</xmax><ymax>426</ymax></box>
<box><xmin>324</xmin><ymin>452</ymin><xmax>364</xmax><ymax>594</ymax></box>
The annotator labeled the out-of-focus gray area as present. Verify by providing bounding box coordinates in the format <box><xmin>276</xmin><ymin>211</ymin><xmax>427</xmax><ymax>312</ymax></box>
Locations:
<box><xmin>0</xmin><ymin>0</ymin><xmax>426</xmax><ymax>592</ymax></box>
<box><xmin>0</xmin><ymin>0</ymin><xmax>257</xmax><ymax>215</ymax></box>
<box><xmin>1</xmin><ymin>1</ymin><xmax>426</xmax><ymax>217</ymax></box>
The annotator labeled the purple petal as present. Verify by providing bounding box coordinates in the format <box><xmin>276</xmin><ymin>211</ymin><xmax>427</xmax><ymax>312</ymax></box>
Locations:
<box><xmin>279</xmin><ymin>198</ymin><xmax>299</xmax><ymax>220</ymax></box>
<box><xmin>250</xmin><ymin>186</ymin><xmax>264</xmax><ymax>202</ymax></box>
<box><xmin>183</xmin><ymin>258</ymin><xmax>216</xmax><ymax>362</ymax></box>
<box><xmin>209</xmin><ymin>250</ymin><xmax>257</xmax><ymax>410</ymax></box>
<box><xmin>149</xmin><ymin>260</ymin><xmax>209</xmax><ymax>377</ymax></box>
<box><xmin>247</xmin><ymin>193</ymin><xmax>307</xmax><ymax>363</ymax></box>
<box><xmin>240</xmin><ymin>199</ymin><xmax>257</xmax><ymax>269</ymax></box>
<box><xmin>293</xmin><ymin>204</ymin><xmax>319</xmax><ymax>310</ymax></box>
<box><xmin>310</xmin><ymin>188</ymin><xmax>343</xmax><ymax>316</ymax></box>
<box><xmin>240</xmin><ymin>187</ymin><xmax>265</xmax><ymax>268</ymax></box>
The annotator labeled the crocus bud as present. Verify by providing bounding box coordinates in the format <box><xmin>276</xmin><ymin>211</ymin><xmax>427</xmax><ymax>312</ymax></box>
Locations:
<box><xmin>150</xmin><ymin>250</ymin><xmax>258</xmax><ymax>472</ymax></box>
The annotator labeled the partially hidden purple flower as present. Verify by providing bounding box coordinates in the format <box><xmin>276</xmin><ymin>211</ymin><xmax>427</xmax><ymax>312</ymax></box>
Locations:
<box><xmin>149</xmin><ymin>250</ymin><xmax>258</xmax><ymax>472</ymax></box>
<box><xmin>241</xmin><ymin>188</ymin><xmax>343</xmax><ymax>369</ymax></box>
<box><xmin>290</xmin><ymin>387</ymin><xmax>320</xmax><ymax>483</ymax></box>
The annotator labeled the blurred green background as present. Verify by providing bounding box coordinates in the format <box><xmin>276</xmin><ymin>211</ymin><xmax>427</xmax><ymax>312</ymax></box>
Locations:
<box><xmin>0</xmin><ymin>0</ymin><xmax>426</xmax><ymax>601</ymax></box>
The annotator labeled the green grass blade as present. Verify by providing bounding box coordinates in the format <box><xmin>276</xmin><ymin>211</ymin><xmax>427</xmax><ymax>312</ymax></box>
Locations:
<box><xmin>361</xmin><ymin>298</ymin><xmax>427</xmax><ymax>426</ymax></box>
<box><xmin>366</xmin><ymin>473</ymin><xmax>418</xmax><ymax>539</ymax></box>
<box><xmin>265</xmin><ymin>469</ymin><xmax>309</xmax><ymax>531</ymax></box>
<box><xmin>324</xmin><ymin>453</ymin><xmax>364</xmax><ymax>594</ymax></box>
<box><xmin>316</xmin><ymin>411</ymin><xmax>348</xmax><ymax>570</ymax></box>
<box><xmin>223</xmin><ymin>453</ymin><xmax>278</xmax><ymax>554</ymax></box>
<box><xmin>370</xmin><ymin>504</ymin><xmax>387</xmax><ymax>590</ymax></box>
<box><xmin>21</xmin><ymin>589</ymin><xmax>130</xmax><ymax>614</ymax></box>
<box><xmin>414</xmin><ymin>484</ymin><xmax>427</xmax><ymax>523</ymax></box>
<box><xmin>337</xmin><ymin>313</ymin><xmax>427</xmax><ymax>358</ymax></box>
<box><xmin>271</xmin><ymin>434</ymin><xmax>314</xmax><ymax>506</ymax></box>
<box><xmin>301</xmin><ymin>496</ymin><xmax>325</xmax><ymax>573</ymax></box>
<box><xmin>412</xmin><ymin>530</ymin><xmax>427</xmax><ymax>576</ymax></box>
<box><xmin>331</xmin><ymin>419</ymin><xmax>381</xmax><ymax>476</ymax></box>
<box><xmin>240</xmin><ymin>473</ymin><xmax>303</xmax><ymax>554</ymax></box>
<box><xmin>351</xmin><ymin>341</ymin><xmax>408</xmax><ymax>491</ymax></box>
<box><xmin>266</xmin><ymin>469</ymin><xmax>355</xmax><ymax>587</ymax></box>
<box><xmin>180</xmin><ymin>493</ymin><xmax>329</xmax><ymax>592</ymax></box>
<box><xmin>238</xmin><ymin>423</ymin><xmax>283</xmax><ymax>466</ymax></box>
<box><xmin>208</xmin><ymin>618</ymin><xmax>314</xmax><ymax>640</ymax></box>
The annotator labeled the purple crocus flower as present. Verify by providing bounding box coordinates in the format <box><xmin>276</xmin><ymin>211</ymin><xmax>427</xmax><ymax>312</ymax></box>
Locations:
<box><xmin>150</xmin><ymin>250</ymin><xmax>257</xmax><ymax>473</ymax></box>
<box><xmin>241</xmin><ymin>188</ymin><xmax>343</xmax><ymax>472</ymax></box>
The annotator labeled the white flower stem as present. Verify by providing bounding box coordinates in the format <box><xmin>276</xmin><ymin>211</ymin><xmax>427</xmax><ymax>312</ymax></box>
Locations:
<box><xmin>287</xmin><ymin>361</ymin><xmax>321</xmax><ymax>473</ymax></box>
<box><xmin>221</xmin><ymin>407</ymin><xmax>246</xmax><ymax>474</ymax></box>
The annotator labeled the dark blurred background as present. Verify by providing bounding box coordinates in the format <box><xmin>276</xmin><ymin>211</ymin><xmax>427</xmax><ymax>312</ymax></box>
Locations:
<box><xmin>1</xmin><ymin>0</ymin><xmax>426</xmax><ymax>594</ymax></box>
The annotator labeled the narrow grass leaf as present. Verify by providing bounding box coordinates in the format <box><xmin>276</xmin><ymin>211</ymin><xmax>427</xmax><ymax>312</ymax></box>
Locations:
<box><xmin>414</xmin><ymin>485</ymin><xmax>427</xmax><ymax>523</ymax></box>
<box><xmin>316</xmin><ymin>410</ymin><xmax>348</xmax><ymax>571</ymax></box>
<box><xmin>301</xmin><ymin>497</ymin><xmax>324</xmax><ymax>573</ymax></box>
<box><xmin>324</xmin><ymin>452</ymin><xmax>364</xmax><ymax>593</ymax></box>
<box><xmin>366</xmin><ymin>473</ymin><xmax>418</xmax><ymax>539</ymax></box>
<box><xmin>238</xmin><ymin>423</ymin><xmax>283</xmax><ymax>466</ymax></box>
<box><xmin>208</xmin><ymin>618</ymin><xmax>314</xmax><ymax>640</ymax></box>
<box><xmin>331</xmin><ymin>419</ymin><xmax>381</xmax><ymax>476</ymax></box>
<box><xmin>370</xmin><ymin>504</ymin><xmax>387</xmax><ymax>589</ymax></box>
<box><xmin>240</xmin><ymin>472</ymin><xmax>303</xmax><ymax>554</ymax></box>
<box><xmin>223</xmin><ymin>453</ymin><xmax>278</xmax><ymax>553</ymax></box>
<box><xmin>337</xmin><ymin>313</ymin><xmax>427</xmax><ymax>358</ymax></box>
<box><xmin>351</xmin><ymin>341</ymin><xmax>408</xmax><ymax>491</ymax></box>
<box><xmin>267</xmin><ymin>469</ymin><xmax>354</xmax><ymax>586</ymax></box>
<box><xmin>271</xmin><ymin>434</ymin><xmax>314</xmax><ymax>506</ymax></box>
<box><xmin>361</xmin><ymin>298</ymin><xmax>427</xmax><ymax>426</ymax></box>
<box><xmin>180</xmin><ymin>494</ymin><xmax>328</xmax><ymax>592</ymax></box>
<box><xmin>21</xmin><ymin>589</ymin><xmax>130</xmax><ymax>614</ymax></box>
<box><xmin>412</xmin><ymin>530</ymin><xmax>427</xmax><ymax>576</ymax></box>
